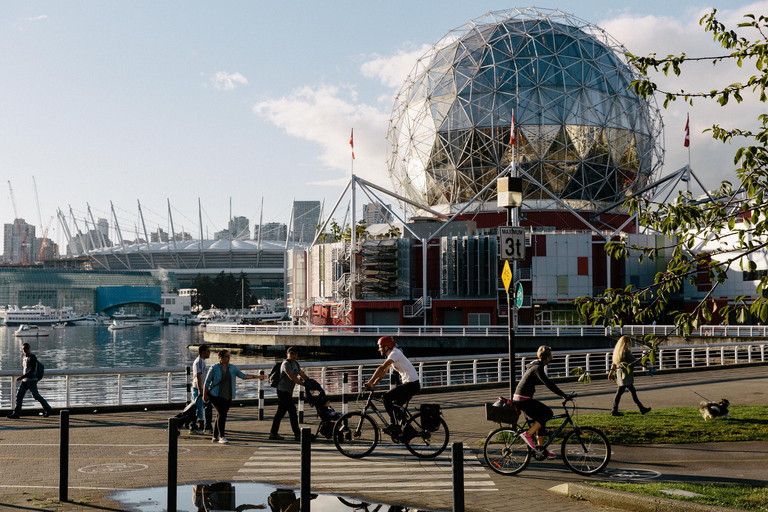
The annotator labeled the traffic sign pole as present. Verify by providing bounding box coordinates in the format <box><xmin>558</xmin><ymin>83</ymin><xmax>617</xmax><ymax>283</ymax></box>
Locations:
<box><xmin>506</xmin><ymin>208</ymin><xmax>516</xmax><ymax>399</ymax></box>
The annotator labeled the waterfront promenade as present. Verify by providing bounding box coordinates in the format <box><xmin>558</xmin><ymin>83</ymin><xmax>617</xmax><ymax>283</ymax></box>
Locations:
<box><xmin>0</xmin><ymin>365</ymin><xmax>766</xmax><ymax>511</ymax></box>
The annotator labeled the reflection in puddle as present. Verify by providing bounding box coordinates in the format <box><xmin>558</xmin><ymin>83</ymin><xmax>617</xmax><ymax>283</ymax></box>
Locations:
<box><xmin>110</xmin><ymin>482</ymin><xmax>437</xmax><ymax>511</ymax></box>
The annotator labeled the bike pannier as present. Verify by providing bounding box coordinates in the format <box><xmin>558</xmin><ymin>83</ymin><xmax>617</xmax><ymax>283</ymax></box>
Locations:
<box><xmin>485</xmin><ymin>398</ymin><xmax>519</xmax><ymax>425</ymax></box>
<box><xmin>420</xmin><ymin>404</ymin><xmax>442</xmax><ymax>432</ymax></box>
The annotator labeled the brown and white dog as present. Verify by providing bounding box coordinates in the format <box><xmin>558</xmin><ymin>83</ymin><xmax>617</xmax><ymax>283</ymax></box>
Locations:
<box><xmin>699</xmin><ymin>399</ymin><xmax>731</xmax><ymax>421</ymax></box>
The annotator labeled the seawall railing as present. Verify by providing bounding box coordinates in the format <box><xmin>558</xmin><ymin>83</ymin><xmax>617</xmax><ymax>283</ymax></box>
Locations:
<box><xmin>1</xmin><ymin>341</ymin><xmax>765</xmax><ymax>412</ymax></box>
<box><xmin>206</xmin><ymin>323</ymin><xmax>768</xmax><ymax>338</ymax></box>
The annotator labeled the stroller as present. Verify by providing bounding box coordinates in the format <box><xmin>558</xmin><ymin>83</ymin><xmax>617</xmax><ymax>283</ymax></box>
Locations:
<box><xmin>303</xmin><ymin>378</ymin><xmax>343</xmax><ymax>440</ymax></box>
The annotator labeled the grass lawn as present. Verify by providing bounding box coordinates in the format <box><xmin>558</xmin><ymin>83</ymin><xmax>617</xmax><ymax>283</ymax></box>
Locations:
<box><xmin>589</xmin><ymin>482</ymin><xmax>768</xmax><ymax>511</ymax></box>
<box><xmin>574</xmin><ymin>404</ymin><xmax>768</xmax><ymax>444</ymax></box>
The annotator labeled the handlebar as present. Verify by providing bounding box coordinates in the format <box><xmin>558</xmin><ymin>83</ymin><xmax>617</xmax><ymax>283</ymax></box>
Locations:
<box><xmin>563</xmin><ymin>392</ymin><xmax>577</xmax><ymax>402</ymax></box>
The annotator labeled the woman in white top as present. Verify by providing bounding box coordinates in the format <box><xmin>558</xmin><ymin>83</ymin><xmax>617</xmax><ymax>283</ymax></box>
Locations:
<box><xmin>365</xmin><ymin>336</ymin><xmax>420</xmax><ymax>436</ymax></box>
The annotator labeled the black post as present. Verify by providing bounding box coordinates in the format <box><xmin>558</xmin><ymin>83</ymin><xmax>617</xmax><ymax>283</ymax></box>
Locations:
<box><xmin>507</xmin><ymin>206</ymin><xmax>516</xmax><ymax>398</ymax></box>
<box><xmin>258</xmin><ymin>370</ymin><xmax>265</xmax><ymax>421</ymax></box>
<box><xmin>168</xmin><ymin>417</ymin><xmax>178</xmax><ymax>512</ymax></box>
<box><xmin>59</xmin><ymin>410</ymin><xmax>69</xmax><ymax>502</ymax></box>
<box><xmin>300</xmin><ymin>427</ymin><xmax>311</xmax><ymax>512</ymax></box>
<box><xmin>452</xmin><ymin>442</ymin><xmax>464</xmax><ymax>512</ymax></box>
<box><xmin>298</xmin><ymin>388</ymin><xmax>304</xmax><ymax>424</ymax></box>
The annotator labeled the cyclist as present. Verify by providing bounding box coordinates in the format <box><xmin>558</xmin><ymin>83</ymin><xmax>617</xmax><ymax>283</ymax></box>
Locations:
<box><xmin>364</xmin><ymin>336</ymin><xmax>420</xmax><ymax>436</ymax></box>
<box><xmin>514</xmin><ymin>345</ymin><xmax>568</xmax><ymax>459</ymax></box>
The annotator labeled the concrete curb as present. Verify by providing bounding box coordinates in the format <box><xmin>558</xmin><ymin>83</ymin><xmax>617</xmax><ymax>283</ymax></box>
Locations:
<box><xmin>549</xmin><ymin>482</ymin><xmax>748</xmax><ymax>512</ymax></box>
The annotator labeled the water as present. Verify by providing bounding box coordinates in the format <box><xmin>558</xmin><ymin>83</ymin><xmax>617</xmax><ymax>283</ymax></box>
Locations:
<box><xmin>0</xmin><ymin>325</ymin><xmax>281</xmax><ymax>371</ymax></box>
<box><xmin>110</xmin><ymin>482</ymin><xmax>430</xmax><ymax>511</ymax></box>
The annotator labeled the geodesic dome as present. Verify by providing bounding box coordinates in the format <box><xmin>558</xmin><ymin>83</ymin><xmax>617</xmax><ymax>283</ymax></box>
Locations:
<box><xmin>386</xmin><ymin>7</ymin><xmax>664</xmax><ymax>212</ymax></box>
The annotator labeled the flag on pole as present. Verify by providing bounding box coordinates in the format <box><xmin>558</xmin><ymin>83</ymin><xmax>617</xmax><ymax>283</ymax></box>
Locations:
<box><xmin>684</xmin><ymin>114</ymin><xmax>690</xmax><ymax>148</ymax></box>
<box><xmin>350</xmin><ymin>129</ymin><xmax>355</xmax><ymax>159</ymax></box>
<box><xmin>509</xmin><ymin>112</ymin><xmax>516</xmax><ymax>146</ymax></box>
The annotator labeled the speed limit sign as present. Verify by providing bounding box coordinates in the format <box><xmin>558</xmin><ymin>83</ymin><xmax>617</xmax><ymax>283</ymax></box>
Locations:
<box><xmin>499</xmin><ymin>226</ymin><xmax>525</xmax><ymax>261</ymax></box>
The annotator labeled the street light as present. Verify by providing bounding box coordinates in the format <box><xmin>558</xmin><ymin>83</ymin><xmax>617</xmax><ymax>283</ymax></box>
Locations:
<box><xmin>498</xmin><ymin>176</ymin><xmax>523</xmax><ymax>398</ymax></box>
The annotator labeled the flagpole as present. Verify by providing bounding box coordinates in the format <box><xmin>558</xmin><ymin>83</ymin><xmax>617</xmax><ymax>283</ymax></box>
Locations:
<box><xmin>350</xmin><ymin>128</ymin><xmax>356</xmax><ymax>302</ymax></box>
<box><xmin>686</xmin><ymin>114</ymin><xmax>691</xmax><ymax>194</ymax></box>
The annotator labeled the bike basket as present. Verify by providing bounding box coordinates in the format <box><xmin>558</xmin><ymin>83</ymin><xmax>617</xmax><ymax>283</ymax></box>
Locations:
<box><xmin>485</xmin><ymin>402</ymin><xmax>519</xmax><ymax>424</ymax></box>
<box><xmin>419</xmin><ymin>404</ymin><xmax>442</xmax><ymax>432</ymax></box>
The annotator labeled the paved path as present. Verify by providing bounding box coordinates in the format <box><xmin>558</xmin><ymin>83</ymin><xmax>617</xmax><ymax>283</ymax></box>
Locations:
<box><xmin>0</xmin><ymin>365</ymin><xmax>766</xmax><ymax>511</ymax></box>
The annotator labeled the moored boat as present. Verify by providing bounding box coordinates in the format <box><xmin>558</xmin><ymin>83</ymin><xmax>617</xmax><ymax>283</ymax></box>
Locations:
<box><xmin>14</xmin><ymin>324</ymin><xmax>53</xmax><ymax>337</ymax></box>
<box><xmin>108</xmin><ymin>320</ymin><xmax>136</xmax><ymax>331</ymax></box>
<box><xmin>3</xmin><ymin>303</ymin><xmax>86</xmax><ymax>326</ymax></box>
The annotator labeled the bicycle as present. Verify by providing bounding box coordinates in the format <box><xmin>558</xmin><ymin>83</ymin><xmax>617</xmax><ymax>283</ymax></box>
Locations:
<box><xmin>483</xmin><ymin>393</ymin><xmax>611</xmax><ymax>476</ymax></box>
<box><xmin>332</xmin><ymin>390</ymin><xmax>450</xmax><ymax>459</ymax></box>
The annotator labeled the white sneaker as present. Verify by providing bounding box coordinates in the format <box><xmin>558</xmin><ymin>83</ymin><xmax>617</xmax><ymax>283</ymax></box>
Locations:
<box><xmin>218</xmin><ymin>437</ymin><xmax>229</xmax><ymax>444</ymax></box>
<box><xmin>211</xmin><ymin>437</ymin><xmax>219</xmax><ymax>443</ymax></box>
<box><xmin>520</xmin><ymin>432</ymin><xmax>536</xmax><ymax>450</ymax></box>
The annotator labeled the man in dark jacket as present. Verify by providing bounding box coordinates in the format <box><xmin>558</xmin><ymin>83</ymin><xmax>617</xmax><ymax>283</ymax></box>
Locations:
<box><xmin>8</xmin><ymin>342</ymin><xmax>53</xmax><ymax>418</ymax></box>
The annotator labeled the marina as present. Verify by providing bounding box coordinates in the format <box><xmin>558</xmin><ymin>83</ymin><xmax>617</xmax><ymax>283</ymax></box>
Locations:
<box><xmin>2</xmin><ymin>303</ymin><xmax>85</xmax><ymax>326</ymax></box>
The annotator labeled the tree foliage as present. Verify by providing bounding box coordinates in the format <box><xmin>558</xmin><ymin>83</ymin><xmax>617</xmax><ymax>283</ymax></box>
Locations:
<box><xmin>191</xmin><ymin>272</ymin><xmax>252</xmax><ymax>311</ymax></box>
<box><xmin>577</xmin><ymin>10</ymin><xmax>768</xmax><ymax>339</ymax></box>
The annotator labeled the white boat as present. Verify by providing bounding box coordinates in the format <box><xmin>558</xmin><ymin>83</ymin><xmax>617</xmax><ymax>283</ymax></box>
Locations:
<box><xmin>14</xmin><ymin>324</ymin><xmax>53</xmax><ymax>337</ymax></box>
<box><xmin>195</xmin><ymin>303</ymin><xmax>287</xmax><ymax>325</ymax></box>
<box><xmin>2</xmin><ymin>303</ymin><xmax>86</xmax><ymax>326</ymax></box>
<box><xmin>108</xmin><ymin>320</ymin><xmax>136</xmax><ymax>331</ymax></box>
<box><xmin>53</xmin><ymin>323</ymin><xmax>66</xmax><ymax>329</ymax></box>
<box><xmin>70</xmin><ymin>315</ymin><xmax>108</xmax><ymax>326</ymax></box>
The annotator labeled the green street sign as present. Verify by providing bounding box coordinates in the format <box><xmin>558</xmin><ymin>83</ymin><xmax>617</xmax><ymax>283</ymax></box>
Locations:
<box><xmin>515</xmin><ymin>283</ymin><xmax>524</xmax><ymax>308</ymax></box>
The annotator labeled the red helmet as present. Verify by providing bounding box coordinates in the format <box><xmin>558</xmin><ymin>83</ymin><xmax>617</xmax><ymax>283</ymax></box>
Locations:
<box><xmin>377</xmin><ymin>336</ymin><xmax>396</xmax><ymax>350</ymax></box>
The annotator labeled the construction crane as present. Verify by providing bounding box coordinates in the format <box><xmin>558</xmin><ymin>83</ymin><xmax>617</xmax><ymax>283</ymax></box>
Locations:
<box><xmin>38</xmin><ymin>215</ymin><xmax>54</xmax><ymax>261</ymax></box>
<box><xmin>32</xmin><ymin>176</ymin><xmax>49</xmax><ymax>262</ymax></box>
<box><xmin>7</xmin><ymin>180</ymin><xmax>29</xmax><ymax>264</ymax></box>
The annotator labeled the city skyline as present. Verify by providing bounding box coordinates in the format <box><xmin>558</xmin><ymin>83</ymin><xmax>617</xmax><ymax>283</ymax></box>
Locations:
<box><xmin>1</xmin><ymin>1</ymin><xmax>763</xmax><ymax>256</ymax></box>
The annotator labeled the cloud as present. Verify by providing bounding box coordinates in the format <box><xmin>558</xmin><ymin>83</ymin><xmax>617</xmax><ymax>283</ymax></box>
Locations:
<box><xmin>360</xmin><ymin>44</ymin><xmax>432</xmax><ymax>88</ymax></box>
<box><xmin>212</xmin><ymin>71</ymin><xmax>249</xmax><ymax>91</ymax></box>
<box><xmin>599</xmin><ymin>2</ymin><xmax>768</xmax><ymax>189</ymax></box>
<box><xmin>28</xmin><ymin>15</ymin><xmax>48</xmax><ymax>21</ymax></box>
<box><xmin>254</xmin><ymin>84</ymin><xmax>391</xmax><ymax>186</ymax></box>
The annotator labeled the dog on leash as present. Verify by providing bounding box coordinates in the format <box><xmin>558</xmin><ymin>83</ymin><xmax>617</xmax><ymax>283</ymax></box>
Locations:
<box><xmin>699</xmin><ymin>399</ymin><xmax>731</xmax><ymax>420</ymax></box>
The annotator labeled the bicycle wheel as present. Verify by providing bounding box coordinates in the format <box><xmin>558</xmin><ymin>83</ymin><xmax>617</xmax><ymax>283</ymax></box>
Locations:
<box><xmin>403</xmin><ymin>413</ymin><xmax>449</xmax><ymax>458</ymax></box>
<box><xmin>483</xmin><ymin>427</ymin><xmax>531</xmax><ymax>475</ymax></box>
<box><xmin>561</xmin><ymin>426</ymin><xmax>611</xmax><ymax>475</ymax></box>
<box><xmin>333</xmin><ymin>412</ymin><xmax>379</xmax><ymax>459</ymax></box>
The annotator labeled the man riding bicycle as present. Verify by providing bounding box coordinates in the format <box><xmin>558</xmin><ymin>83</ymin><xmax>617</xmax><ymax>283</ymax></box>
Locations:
<box><xmin>364</xmin><ymin>336</ymin><xmax>420</xmax><ymax>436</ymax></box>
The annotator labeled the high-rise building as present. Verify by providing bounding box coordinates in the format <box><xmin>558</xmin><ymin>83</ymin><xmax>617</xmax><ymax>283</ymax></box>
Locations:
<box><xmin>97</xmin><ymin>218</ymin><xmax>109</xmax><ymax>240</ymax></box>
<box><xmin>363</xmin><ymin>203</ymin><xmax>393</xmax><ymax>226</ymax></box>
<box><xmin>254</xmin><ymin>222</ymin><xmax>287</xmax><ymax>241</ymax></box>
<box><xmin>229</xmin><ymin>216</ymin><xmax>250</xmax><ymax>240</ymax></box>
<box><xmin>291</xmin><ymin>201</ymin><xmax>321</xmax><ymax>244</ymax></box>
<box><xmin>2</xmin><ymin>219</ymin><xmax>36</xmax><ymax>264</ymax></box>
<box><xmin>151</xmin><ymin>228</ymin><xmax>169</xmax><ymax>243</ymax></box>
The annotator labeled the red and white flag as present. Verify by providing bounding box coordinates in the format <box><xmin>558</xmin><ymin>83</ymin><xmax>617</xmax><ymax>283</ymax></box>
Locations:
<box><xmin>350</xmin><ymin>129</ymin><xmax>355</xmax><ymax>159</ymax></box>
<box><xmin>509</xmin><ymin>112</ymin><xmax>516</xmax><ymax>147</ymax></box>
<box><xmin>684</xmin><ymin>114</ymin><xmax>690</xmax><ymax>148</ymax></box>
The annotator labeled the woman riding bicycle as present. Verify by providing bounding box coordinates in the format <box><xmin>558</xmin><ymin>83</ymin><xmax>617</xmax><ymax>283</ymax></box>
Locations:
<box><xmin>364</xmin><ymin>336</ymin><xmax>420</xmax><ymax>436</ymax></box>
<box><xmin>514</xmin><ymin>345</ymin><xmax>568</xmax><ymax>459</ymax></box>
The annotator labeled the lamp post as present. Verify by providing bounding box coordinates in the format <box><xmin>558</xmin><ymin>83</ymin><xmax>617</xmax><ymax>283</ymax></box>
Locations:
<box><xmin>498</xmin><ymin>176</ymin><xmax>523</xmax><ymax>397</ymax></box>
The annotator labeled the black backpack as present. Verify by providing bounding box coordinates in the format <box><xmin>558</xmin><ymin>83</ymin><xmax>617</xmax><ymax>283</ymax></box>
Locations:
<box><xmin>36</xmin><ymin>360</ymin><xmax>45</xmax><ymax>381</ymax></box>
<box><xmin>268</xmin><ymin>360</ymin><xmax>284</xmax><ymax>388</ymax></box>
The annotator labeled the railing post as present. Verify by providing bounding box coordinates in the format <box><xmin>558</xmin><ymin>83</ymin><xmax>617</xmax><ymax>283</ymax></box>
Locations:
<box><xmin>418</xmin><ymin>362</ymin><xmax>424</xmax><ymax>383</ymax></box>
<box><xmin>167</xmin><ymin>372</ymin><xmax>173</xmax><ymax>404</ymax></box>
<box><xmin>342</xmin><ymin>373</ymin><xmax>349</xmax><ymax>415</ymax></box>
<box><xmin>659</xmin><ymin>349</ymin><xmax>664</xmax><ymax>371</ymax></box>
<box><xmin>734</xmin><ymin>346</ymin><xmax>739</xmax><ymax>365</ymax></box>
<box><xmin>65</xmin><ymin>375</ymin><xmax>71</xmax><ymax>408</ymax></box>
<box><xmin>691</xmin><ymin>348</ymin><xmax>696</xmax><ymax>368</ymax></box>
<box><xmin>748</xmin><ymin>346</ymin><xmax>753</xmax><ymax>364</ymax></box>
<box><xmin>167</xmin><ymin>417</ymin><xmax>178</xmax><ymax>512</ymax></box>
<box><xmin>721</xmin><ymin>347</ymin><xmax>725</xmax><ymax>366</ymax></box>
<box><xmin>185</xmin><ymin>366</ymin><xmax>192</xmax><ymax>403</ymax></box>
<box><xmin>300</xmin><ymin>427</ymin><xmax>311</xmax><ymax>512</ymax></box>
<box><xmin>357</xmin><ymin>365</ymin><xmax>364</xmax><ymax>393</ymax></box>
<box><xmin>472</xmin><ymin>360</ymin><xmax>478</xmax><ymax>384</ymax></box>
<box><xmin>59</xmin><ymin>410</ymin><xmax>69</xmax><ymax>503</ymax></box>
<box><xmin>258</xmin><ymin>370</ymin><xmax>264</xmax><ymax>421</ymax></box>
<box><xmin>446</xmin><ymin>361</ymin><xmax>452</xmax><ymax>387</ymax></box>
<box><xmin>117</xmin><ymin>374</ymin><xmax>122</xmax><ymax>406</ymax></box>
<box><xmin>452</xmin><ymin>442</ymin><xmax>465</xmax><ymax>512</ymax></box>
<box><xmin>497</xmin><ymin>358</ymin><xmax>503</xmax><ymax>383</ymax></box>
<box><xmin>320</xmin><ymin>367</ymin><xmax>327</xmax><ymax>390</ymax></box>
<box><xmin>585</xmin><ymin>354</ymin><xmax>591</xmax><ymax>374</ymax></box>
<box><xmin>706</xmin><ymin>347</ymin><xmax>711</xmax><ymax>366</ymax></box>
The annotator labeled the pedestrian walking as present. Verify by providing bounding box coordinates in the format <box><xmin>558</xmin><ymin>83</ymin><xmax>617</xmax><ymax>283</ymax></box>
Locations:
<box><xmin>203</xmin><ymin>349</ymin><xmax>265</xmax><ymax>444</ymax></box>
<box><xmin>191</xmin><ymin>344</ymin><xmax>213</xmax><ymax>434</ymax></box>
<box><xmin>7</xmin><ymin>342</ymin><xmax>53</xmax><ymax>419</ymax></box>
<box><xmin>269</xmin><ymin>347</ymin><xmax>308</xmax><ymax>441</ymax></box>
<box><xmin>610</xmin><ymin>336</ymin><xmax>652</xmax><ymax>416</ymax></box>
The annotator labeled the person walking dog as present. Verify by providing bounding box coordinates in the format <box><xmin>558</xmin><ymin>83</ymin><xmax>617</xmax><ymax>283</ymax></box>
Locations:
<box><xmin>610</xmin><ymin>336</ymin><xmax>652</xmax><ymax>416</ymax></box>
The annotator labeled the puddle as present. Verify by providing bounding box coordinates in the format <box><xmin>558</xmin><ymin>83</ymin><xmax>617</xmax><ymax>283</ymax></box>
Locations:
<box><xmin>110</xmin><ymin>481</ymin><xmax>437</xmax><ymax>511</ymax></box>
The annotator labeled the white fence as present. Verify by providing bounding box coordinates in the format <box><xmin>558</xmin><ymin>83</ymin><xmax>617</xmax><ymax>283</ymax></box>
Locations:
<box><xmin>1</xmin><ymin>342</ymin><xmax>765</xmax><ymax>412</ymax></box>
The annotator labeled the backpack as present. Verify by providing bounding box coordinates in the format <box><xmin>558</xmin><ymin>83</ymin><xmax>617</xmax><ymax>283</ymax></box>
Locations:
<box><xmin>35</xmin><ymin>360</ymin><xmax>45</xmax><ymax>381</ymax></box>
<box><xmin>268</xmin><ymin>360</ymin><xmax>284</xmax><ymax>388</ymax></box>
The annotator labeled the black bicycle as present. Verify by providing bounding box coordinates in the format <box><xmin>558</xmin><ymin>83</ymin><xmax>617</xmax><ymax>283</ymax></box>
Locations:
<box><xmin>483</xmin><ymin>393</ymin><xmax>611</xmax><ymax>476</ymax></box>
<box><xmin>332</xmin><ymin>390</ymin><xmax>449</xmax><ymax>459</ymax></box>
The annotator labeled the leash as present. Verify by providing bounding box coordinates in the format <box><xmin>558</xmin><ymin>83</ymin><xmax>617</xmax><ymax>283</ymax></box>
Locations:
<box><xmin>692</xmin><ymin>390</ymin><xmax>713</xmax><ymax>402</ymax></box>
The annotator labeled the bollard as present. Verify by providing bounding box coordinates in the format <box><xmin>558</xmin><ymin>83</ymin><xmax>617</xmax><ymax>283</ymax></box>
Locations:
<box><xmin>258</xmin><ymin>370</ymin><xmax>265</xmax><ymax>421</ymax></box>
<box><xmin>59</xmin><ymin>410</ymin><xmax>69</xmax><ymax>502</ymax></box>
<box><xmin>452</xmin><ymin>442</ymin><xmax>464</xmax><ymax>512</ymax></box>
<box><xmin>300</xmin><ymin>427</ymin><xmax>311</xmax><ymax>512</ymax></box>
<box><xmin>298</xmin><ymin>388</ymin><xmax>304</xmax><ymax>424</ymax></box>
<box><xmin>168</xmin><ymin>417</ymin><xmax>178</xmax><ymax>512</ymax></box>
<box><xmin>342</xmin><ymin>373</ymin><xmax>349</xmax><ymax>415</ymax></box>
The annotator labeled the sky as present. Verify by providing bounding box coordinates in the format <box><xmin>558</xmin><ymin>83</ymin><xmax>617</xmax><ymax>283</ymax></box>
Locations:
<box><xmin>1</xmin><ymin>1</ymin><xmax>765</xmax><ymax>254</ymax></box>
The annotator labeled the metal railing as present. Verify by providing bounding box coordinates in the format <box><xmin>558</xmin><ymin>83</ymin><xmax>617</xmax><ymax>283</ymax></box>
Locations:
<box><xmin>1</xmin><ymin>341</ymin><xmax>765</xmax><ymax>412</ymax></box>
<box><xmin>614</xmin><ymin>325</ymin><xmax>768</xmax><ymax>338</ymax></box>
